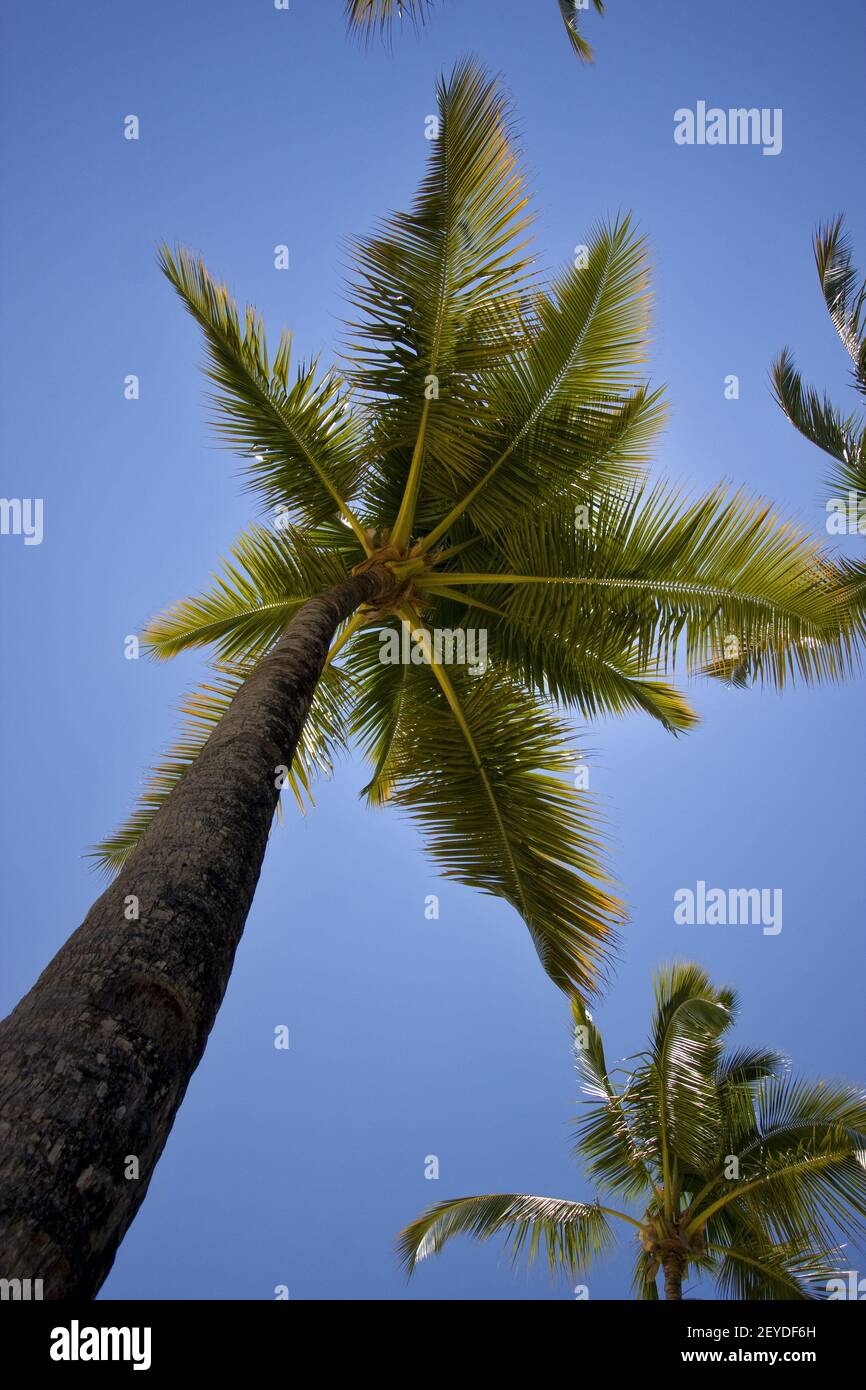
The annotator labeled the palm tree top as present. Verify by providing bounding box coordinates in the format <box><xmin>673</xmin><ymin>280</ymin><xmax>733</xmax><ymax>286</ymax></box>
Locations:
<box><xmin>94</xmin><ymin>60</ymin><xmax>853</xmax><ymax>1000</ymax></box>
<box><xmin>398</xmin><ymin>961</ymin><xmax>866</xmax><ymax>1299</ymax></box>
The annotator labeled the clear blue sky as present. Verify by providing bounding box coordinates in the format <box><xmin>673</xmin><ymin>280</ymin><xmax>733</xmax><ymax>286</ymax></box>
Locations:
<box><xmin>1</xmin><ymin>0</ymin><xmax>864</xmax><ymax>1299</ymax></box>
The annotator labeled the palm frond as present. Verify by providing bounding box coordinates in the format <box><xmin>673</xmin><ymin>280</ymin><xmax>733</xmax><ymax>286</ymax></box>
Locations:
<box><xmin>711</xmin><ymin>1236</ymin><xmax>839</xmax><ymax>1300</ymax></box>
<box><xmin>345</xmin><ymin>0</ymin><xmax>433</xmax><ymax>37</ymax></box>
<box><xmin>421</xmin><ymin>571</ymin><xmax>698</xmax><ymax>732</ymax></box>
<box><xmin>649</xmin><ymin>963</ymin><xmax>735</xmax><ymax>1177</ymax></box>
<box><xmin>687</xmin><ymin>1075</ymin><xmax>866</xmax><ymax>1253</ymax></box>
<box><xmin>378</xmin><ymin>637</ymin><xmax>621</xmax><ymax>995</ymax></box>
<box><xmin>143</xmin><ymin>524</ymin><xmax>358</xmax><ymax>664</ymax></box>
<box><xmin>422</xmin><ymin>484</ymin><xmax>854</xmax><ymax>688</ymax></box>
<box><xmin>814</xmin><ymin>214</ymin><xmax>866</xmax><ymax>390</ymax></box>
<box><xmin>158</xmin><ymin>244</ymin><xmax>369</xmax><ymax>541</ymax></box>
<box><xmin>420</xmin><ymin>216</ymin><xmax>657</xmax><ymax>548</ymax></box>
<box><xmin>771</xmin><ymin>348</ymin><xmax>865</xmax><ymax>497</ymax></box>
<box><xmin>345</xmin><ymin>58</ymin><xmax>534</xmax><ymax>534</ymax></box>
<box><xmin>571</xmin><ymin>996</ymin><xmax>659</xmax><ymax>1200</ymax></box>
<box><xmin>397</xmin><ymin>1193</ymin><xmax>616</xmax><ymax>1278</ymax></box>
<box><xmin>558</xmin><ymin>0</ymin><xmax>605</xmax><ymax>62</ymax></box>
<box><xmin>344</xmin><ymin>625</ymin><xmax>411</xmax><ymax>805</ymax></box>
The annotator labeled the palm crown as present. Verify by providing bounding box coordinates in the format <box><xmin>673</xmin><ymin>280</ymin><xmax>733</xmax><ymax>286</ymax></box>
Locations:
<box><xmin>773</xmin><ymin>215</ymin><xmax>866</xmax><ymax>631</ymax></box>
<box><xmin>398</xmin><ymin>962</ymin><xmax>866</xmax><ymax>1299</ymax></box>
<box><xmin>346</xmin><ymin>0</ymin><xmax>607</xmax><ymax>62</ymax></box>
<box><xmin>97</xmin><ymin>60</ymin><xmax>851</xmax><ymax>999</ymax></box>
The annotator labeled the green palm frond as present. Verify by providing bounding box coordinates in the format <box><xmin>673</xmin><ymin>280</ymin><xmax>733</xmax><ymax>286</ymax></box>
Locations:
<box><xmin>380</xmin><ymin>643</ymin><xmax>621</xmax><ymax>996</ymax></box>
<box><xmin>771</xmin><ymin>348</ymin><xmax>866</xmax><ymax>497</ymax></box>
<box><xmin>773</xmin><ymin>215</ymin><xmax>866</xmax><ymax>535</ymax></box>
<box><xmin>420</xmin><ymin>484</ymin><xmax>854</xmax><ymax>687</ymax></box>
<box><xmin>571</xmin><ymin>996</ymin><xmax>660</xmax><ymax>1200</ymax></box>
<box><xmin>346</xmin><ymin>58</ymin><xmax>534</xmax><ymax>537</ymax></box>
<box><xmin>158</xmin><ymin>244</ymin><xmax>370</xmax><ymax>543</ymax></box>
<box><xmin>419</xmin><ymin>216</ymin><xmax>658</xmax><ymax>548</ymax></box>
<box><xmin>344</xmin><ymin>625</ymin><xmax>411</xmax><ymax>806</ymax></box>
<box><xmin>686</xmin><ymin>1074</ymin><xmax>866</xmax><ymax>1253</ymax></box>
<box><xmin>711</xmin><ymin>1236</ymin><xmax>840</xmax><ymax>1301</ymax></box>
<box><xmin>835</xmin><ymin>554</ymin><xmax>866</xmax><ymax>632</ymax></box>
<box><xmin>418</xmin><ymin>560</ymin><xmax>698</xmax><ymax>731</ymax></box>
<box><xmin>632</xmin><ymin>1247</ymin><xmax>662</xmax><ymax>1299</ymax></box>
<box><xmin>699</xmin><ymin>1147</ymin><xmax>866</xmax><ymax>1259</ymax></box>
<box><xmin>558</xmin><ymin>0</ymin><xmax>606</xmax><ymax>62</ymax></box>
<box><xmin>815</xmin><ymin>214</ymin><xmax>866</xmax><ymax>390</ymax></box>
<box><xmin>397</xmin><ymin>1193</ymin><xmax>618</xmax><ymax>1278</ymax></box>
<box><xmin>143</xmin><ymin>523</ymin><xmax>359</xmax><ymax>664</ymax></box>
<box><xmin>647</xmin><ymin>963</ymin><xmax>734</xmax><ymax>1180</ymax></box>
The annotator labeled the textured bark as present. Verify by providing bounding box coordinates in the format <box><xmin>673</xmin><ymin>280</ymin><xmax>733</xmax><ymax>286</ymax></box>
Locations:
<box><xmin>663</xmin><ymin>1251</ymin><xmax>685</xmax><ymax>1300</ymax></box>
<box><xmin>0</xmin><ymin>569</ymin><xmax>386</xmax><ymax>1299</ymax></box>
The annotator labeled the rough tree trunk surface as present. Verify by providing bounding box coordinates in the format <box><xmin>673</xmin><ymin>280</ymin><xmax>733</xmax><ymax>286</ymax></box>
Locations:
<box><xmin>663</xmin><ymin>1251</ymin><xmax>685</xmax><ymax>1300</ymax></box>
<box><xmin>0</xmin><ymin>570</ymin><xmax>383</xmax><ymax>1299</ymax></box>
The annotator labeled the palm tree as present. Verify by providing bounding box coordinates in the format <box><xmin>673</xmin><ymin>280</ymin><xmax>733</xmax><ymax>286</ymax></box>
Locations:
<box><xmin>772</xmin><ymin>215</ymin><xmax>866</xmax><ymax>630</ymax></box>
<box><xmin>346</xmin><ymin>0</ymin><xmax>607</xmax><ymax>61</ymax></box>
<box><xmin>0</xmin><ymin>61</ymin><xmax>852</xmax><ymax>1300</ymax></box>
<box><xmin>399</xmin><ymin>962</ymin><xmax>866</xmax><ymax>1299</ymax></box>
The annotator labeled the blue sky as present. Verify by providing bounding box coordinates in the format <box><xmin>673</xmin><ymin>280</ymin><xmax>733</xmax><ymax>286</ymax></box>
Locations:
<box><xmin>1</xmin><ymin>0</ymin><xmax>864</xmax><ymax>1299</ymax></box>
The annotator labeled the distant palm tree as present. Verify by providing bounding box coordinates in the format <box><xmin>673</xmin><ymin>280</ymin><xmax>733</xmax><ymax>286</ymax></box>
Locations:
<box><xmin>0</xmin><ymin>61</ymin><xmax>851</xmax><ymax>1300</ymax></box>
<box><xmin>346</xmin><ymin>0</ymin><xmax>607</xmax><ymax>61</ymax></box>
<box><xmin>772</xmin><ymin>215</ymin><xmax>866</xmax><ymax>630</ymax></box>
<box><xmin>399</xmin><ymin>963</ymin><xmax>866</xmax><ymax>1299</ymax></box>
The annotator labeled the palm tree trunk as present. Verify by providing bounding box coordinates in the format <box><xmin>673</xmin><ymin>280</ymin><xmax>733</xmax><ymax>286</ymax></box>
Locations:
<box><xmin>663</xmin><ymin>1251</ymin><xmax>685</xmax><ymax>1300</ymax></box>
<box><xmin>0</xmin><ymin>567</ymin><xmax>387</xmax><ymax>1300</ymax></box>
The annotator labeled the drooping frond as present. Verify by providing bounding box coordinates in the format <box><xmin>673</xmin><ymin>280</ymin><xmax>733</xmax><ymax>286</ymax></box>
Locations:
<box><xmin>771</xmin><ymin>348</ymin><xmax>865</xmax><ymax>497</ymax></box>
<box><xmin>571</xmin><ymin>996</ymin><xmax>658</xmax><ymax>1200</ymax></box>
<box><xmin>346</xmin><ymin>0</ymin><xmax>607</xmax><ymax>61</ymax></box>
<box><xmin>773</xmin><ymin>215</ymin><xmax>866</xmax><ymax>520</ymax></box>
<box><xmin>375</xmin><ymin>634</ymin><xmax>621</xmax><ymax>996</ymax></box>
<box><xmin>558</xmin><ymin>0</ymin><xmax>606</xmax><ymax>62</ymax></box>
<box><xmin>345</xmin><ymin>0</ymin><xmax>433</xmax><ymax>38</ymax></box>
<box><xmin>344</xmin><ymin>625</ymin><xmax>410</xmax><ymax>806</ymax></box>
<box><xmin>397</xmin><ymin>1193</ymin><xmax>617</xmax><ymax>1278</ymax></box>
<box><xmin>814</xmin><ymin>214</ymin><xmax>866</xmax><ymax>390</ymax></box>
<box><xmin>711</xmin><ymin>1236</ymin><xmax>841</xmax><ymax>1301</ymax></box>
